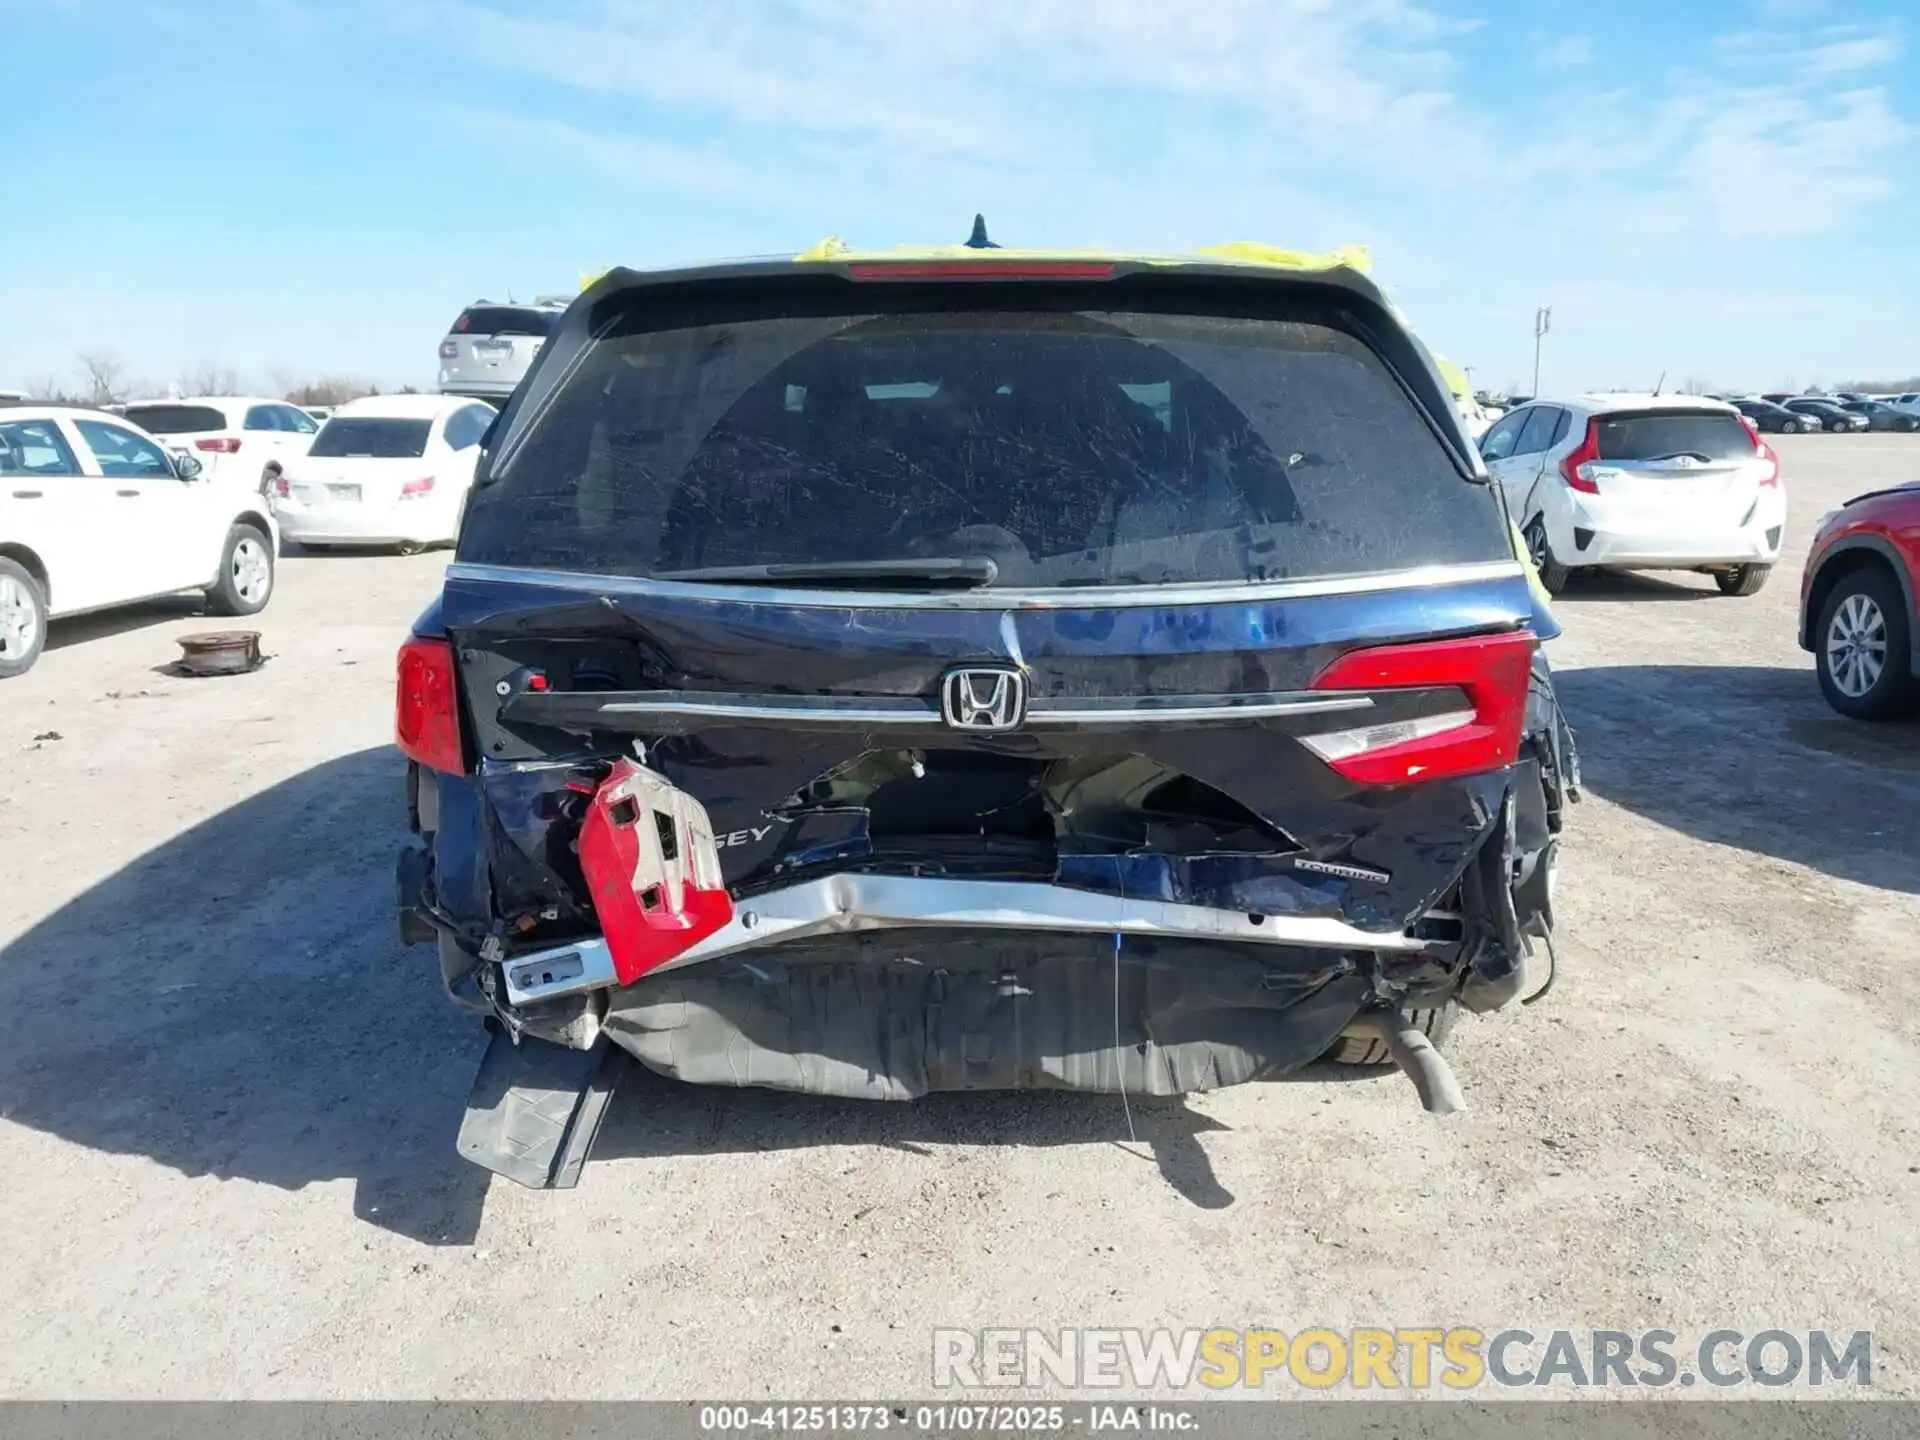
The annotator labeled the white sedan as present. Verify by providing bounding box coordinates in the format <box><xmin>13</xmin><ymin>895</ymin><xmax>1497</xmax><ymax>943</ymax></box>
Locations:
<box><xmin>269</xmin><ymin>394</ymin><xmax>496</xmax><ymax>552</ymax></box>
<box><xmin>0</xmin><ymin>405</ymin><xmax>279</xmax><ymax>678</ymax></box>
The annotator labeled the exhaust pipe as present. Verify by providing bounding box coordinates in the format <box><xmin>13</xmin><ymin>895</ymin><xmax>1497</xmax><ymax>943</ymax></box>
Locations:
<box><xmin>1348</xmin><ymin>1012</ymin><xmax>1468</xmax><ymax>1116</ymax></box>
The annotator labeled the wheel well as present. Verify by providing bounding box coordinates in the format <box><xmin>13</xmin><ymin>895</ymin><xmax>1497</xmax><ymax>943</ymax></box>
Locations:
<box><xmin>1806</xmin><ymin>549</ymin><xmax>1902</xmax><ymax>648</ymax></box>
<box><xmin>0</xmin><ymin>542</ymin><xmax>50</xmax><ymax>608</ymax></box>
<box><xmin>231</xmin><ymin>510</ymin><xmax>274</xmax><ymax>540</ymax></box>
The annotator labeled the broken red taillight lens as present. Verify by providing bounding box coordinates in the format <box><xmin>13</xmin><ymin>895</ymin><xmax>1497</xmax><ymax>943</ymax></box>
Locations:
<box><xmin>395</xmin><ymin>636</ymin><xmax>464</xmax><ymax>775</ymax></box>
<box><xmin>845</xmin><ymin>260</ymin><xmax>1116</xmax><ymax>280</ymax></box>
<box><xmin>1305</xmin><ymin>630</ymin><xmax>1538</xmax><ymax>785</ymax></box>
<box><xmin>1559</xmin><ymin>418</ymin><xmax>1601</xmax><ymax>494</ymax></box>
<box><xmin>578</xmin><ymin>758</ymin><xmax>734</xmax><ymax>985</ymax></box>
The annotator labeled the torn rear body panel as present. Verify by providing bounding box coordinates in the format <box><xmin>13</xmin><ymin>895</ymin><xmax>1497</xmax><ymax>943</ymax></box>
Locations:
<box><xmin>392</xmin><ymin>257</ymin><xmax>1581</xmax><ymax>1184</ymax></box>
<box><xmin>402</xmin><ymin>568</ymin><xmax>1575</xmax><ymax>1102</ymax></box>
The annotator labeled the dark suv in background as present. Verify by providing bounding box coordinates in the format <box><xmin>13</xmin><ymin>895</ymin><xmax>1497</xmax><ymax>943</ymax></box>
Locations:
<box><xmin>436</xmin><ymin>298</ymin><xmax>568</xmax><ymax>402</ymax></box>
<box><xmin>395</xmin><ymin>240</ymin><xmax>1581</xmax><ymax>1188</ymax></box>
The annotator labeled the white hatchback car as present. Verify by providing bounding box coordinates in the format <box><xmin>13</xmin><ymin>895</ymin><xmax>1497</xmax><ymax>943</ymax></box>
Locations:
<box><xmin>1478</xmin><ymin>394</ymin><xmax>1786</xmax><ymax>596</ymax></box>
<box><xmin>121</xmin><ymin>396</ymin><xmax>320</xmax><ymax>496</ymax></box>
<box><xmin>269</xmin><ymin>394</ymin><xmax>496</xmax><ymax>552</ymax></box>
<box><xmin>0</xmin><ymin>405</ymin><xmax>279</xmax><ymax>678</ymax></box>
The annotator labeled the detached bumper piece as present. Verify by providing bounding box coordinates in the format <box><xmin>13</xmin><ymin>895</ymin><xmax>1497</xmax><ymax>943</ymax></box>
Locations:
<box><xmin>577</xmin><ymin>757</ymin><xmax>733</xmax><ymax>984</ymax></box>
<box><xmin>457</xmin><ymin>1029</ymin><xmax>628</xmax><ymax>1190</ymax></box>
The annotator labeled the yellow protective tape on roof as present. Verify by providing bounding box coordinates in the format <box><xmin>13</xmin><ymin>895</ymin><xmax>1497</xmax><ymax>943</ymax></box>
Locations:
<box><xmin>794</xmin><ymin>237</ymin><xmax>1371</xmax><ymax>273</ymax></box>
<box><xmin>1434</xmin><ymin>355</ymin><xmax>1472</xmax><ymax>402</ymax></box>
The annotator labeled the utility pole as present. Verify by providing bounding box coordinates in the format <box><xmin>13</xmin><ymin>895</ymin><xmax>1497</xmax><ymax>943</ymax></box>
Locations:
<box><xmin>1532</xmin><ymin>307</ymin><xmax>1552</xmax><ymax>396</ymax></box>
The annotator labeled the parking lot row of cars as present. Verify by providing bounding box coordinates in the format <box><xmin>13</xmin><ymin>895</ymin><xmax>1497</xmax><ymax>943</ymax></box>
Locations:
<box><xmin>0</xmin><ymin>294</ymin><xmax>568</xmax><ymax>681</ymax></box>
<box><xmin>1475</xmin><ymin>389</ymin><xmax>1920</xmax><ymax>719</ymax></box>
<box><xmin>1475</xmin><ymin>389</ymin><xmax>1920</xmax><ymax>434</ymax></box>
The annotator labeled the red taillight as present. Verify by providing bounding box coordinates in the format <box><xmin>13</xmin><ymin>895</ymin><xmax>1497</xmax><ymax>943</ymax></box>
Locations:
<box><xmin>396</xmin><ymin>637</ymin><xmax>464</xmax><ymax>774</ymax></box>
<box><xmin>1738</xmin><ymin>415</ymin><xmax>1781</xmax><ymax>487</ymax></box>
<box><xmin>845</xmin><ymin>261</ymin><xmax>1116</xmax><ymax>280</ymax></box>
<box><xmin>578</xmin><ymin>758</ymin><xmax>734</xmax><ymax>985</ymax></box>
<box><xmin>399</xmin><ymin>475</ymin><xmax>436</xmax><ymax>499</ymax></box>
<box><xmin>195</xmin><ymin>437</ymin><xmax>242</xmax><ymax>453</ymax></box>
<box><xmin>271</xmin><ymin>476</ymin><xmax>290</xmax><ymax>498</ymax></box>
<box><xmin>1305</xmin><ymin>631</ymin><xmax>1538</xmax><ymax>785</ymax></box>
<box><xmin>1558</xmin><ymin>419</ymin><xmax>1601</xmax><ymax>494</ymax></box>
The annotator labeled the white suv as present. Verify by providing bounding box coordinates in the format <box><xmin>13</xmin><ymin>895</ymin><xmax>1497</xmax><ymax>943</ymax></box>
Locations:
<box><xmin>121</xmin><ymin>396</ymin><xmax>320</xmax><ymax>496</ymax></box>
<box><xmin>0</xmin><ymin>406</ymin><xmax>280</xmax><ymax>677</ymax></box>
<box><xmin>1478</xmin><ymin>394</ymin><xmax>1786</xmax><ymax>596</ymax></box>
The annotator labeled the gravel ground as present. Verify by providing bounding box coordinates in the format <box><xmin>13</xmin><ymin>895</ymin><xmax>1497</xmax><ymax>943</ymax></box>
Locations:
<box><xmin>1</xmin><ymin>434</ymin><xmax>1916</xmax><ymax>1402</ymax></box>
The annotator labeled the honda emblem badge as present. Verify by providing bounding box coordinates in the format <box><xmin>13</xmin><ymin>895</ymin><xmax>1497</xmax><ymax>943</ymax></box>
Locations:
<box><xmin>940</xmin><ymin>666</ymin><xmax>1028</xmax><ymax>732</ymax></box>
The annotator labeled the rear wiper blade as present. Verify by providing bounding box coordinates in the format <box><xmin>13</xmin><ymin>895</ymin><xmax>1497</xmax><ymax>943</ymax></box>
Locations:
<box><xmin>652</xmin><ymin>556</ymin><xmax>999</xmax><ymax>589</ymax></box>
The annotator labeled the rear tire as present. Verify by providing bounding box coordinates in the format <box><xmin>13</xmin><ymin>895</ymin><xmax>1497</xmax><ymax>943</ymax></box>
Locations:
<box><xmin>1815</xmin><ymin>566</ymin><xmax>1919</xmax><ymax>721</ymax></box>
<box><xmin>206</xmin><ymin>523</ymin><xmax>275</xmax><ymax>617</ymax></box>
<box><xmin>1716</xmin><ymin>564</ymin><xmax>1771</xmax><ymax>597</ymax></box>
<box><xmin>1524</xmin><ymin>519</ymin><xmax>1572</xmax><ymax>595</ymax></box>
<box><xmin>1324</xmin><ymin>1004</ymin><xmax>1457</xmax><ymax>1066</ymax></box>
<box><xmin>0</xmin><ymin>558</ymin><xmax>48</xmax><ymax>680</ymax></box>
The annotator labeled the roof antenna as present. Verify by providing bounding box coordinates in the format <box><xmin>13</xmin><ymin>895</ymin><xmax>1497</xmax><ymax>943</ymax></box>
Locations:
<box><xmin>964</xmin><ymin>214</ymin><xmax>1000</xmax><ymax>249</ymax></box>
<box><xmin>1653</xmin><ymin>369</ymin><xmax>1666</xmax><ymax>396</ymax></box>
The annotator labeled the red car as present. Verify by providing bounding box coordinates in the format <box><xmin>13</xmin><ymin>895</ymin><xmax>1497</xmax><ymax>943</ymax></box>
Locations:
<box><xmin>1799</xmin><ymin>482</ymin><xmax>1920</xmax><ymax>720</ymax></box>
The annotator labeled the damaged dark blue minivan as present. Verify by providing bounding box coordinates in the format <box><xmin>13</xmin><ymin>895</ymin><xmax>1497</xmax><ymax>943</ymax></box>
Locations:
<box><xmin>395</xmin><ymin>240</ymin><xmax>1580</xmax><ymax>1188</ymax></box>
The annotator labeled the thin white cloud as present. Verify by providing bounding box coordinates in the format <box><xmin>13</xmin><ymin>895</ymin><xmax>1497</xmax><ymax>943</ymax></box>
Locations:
<box><xmin>1535</xmin><ymin>34</ymin><xmax>1593</xmax><ymax>68</ymax></box>
<box><xmin>1807</xmin><ymin>33</ymin><xmax>1902</xmax><ymax>74</ymax></box>
<box><xmin>397</xmin><ymin>0</ymin><xmax>1907</xmax><ymax>250</ymax></box>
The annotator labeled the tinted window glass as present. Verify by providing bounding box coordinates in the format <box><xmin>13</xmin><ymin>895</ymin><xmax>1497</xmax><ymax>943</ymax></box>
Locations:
<box><xmin>1513</xmin><ymin>407</ymin><xmax>1560</xmax><ymax>456</ymax></box>
<box><xmin>1477</xmin><ymin>411</ymin><xmax>1526</xmax><ymax>462</ymax></box>
<box><xmin>453</xmin><ymin>306</ymin><xmax>557</xmax><ymax>338</ymax></box>
<box><xmin>75</xmin><ymin>420</ymin><xmax>173</xmax><ymax>477</ymax></box>
<box><xmin>1594</xmin><ymin>410</ymin><xmax>1753</xmax><ymax>462</ymax></box>
<box><xmin>122</xmin><ymin>404</ymin><xmax>226</xmax><ymax>434</ymax></box>
<box><xmin>463</xmin><ymin>307</ymin><xmax>1507</xmax><ymax>586</ymax></box>
<box><xmin>308</xmin><ymin>418</ymin><xmax>432</xmax><ymax>459</ymax></box>
<box><xmin>0</xmin><ymin>419</ymin><xmax>80</xmax><ymax>476</ymax></box>
<box><xmin>243</xmin><ymin>405</ymin><xmax>281</xmax><ymax>431</ymax></box>
<box><xmin>280</xmin><ymin>406</ymin><xmax>319</xmax><ymax>434</ymax></box>
<box><xmin>444</xmin><ymin>406</ymin><xmax>489</xmax><ymax>450</ymax></box>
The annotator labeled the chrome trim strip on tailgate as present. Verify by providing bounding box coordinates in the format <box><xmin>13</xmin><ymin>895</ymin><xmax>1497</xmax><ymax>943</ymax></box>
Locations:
<box><xmin>584</xmin><ymin>690</ymin><xmax>1375</xmax><ymax>727</ymax></box>
<box><xmin>499</xmin><ymin>874</ymin><xmax>1425</xmax><ymax>1006</ymax></box>
<box><xmin>444</xmin><ymin>559</ymin><xmax>1526</xmax><ymax>611</ymax></box>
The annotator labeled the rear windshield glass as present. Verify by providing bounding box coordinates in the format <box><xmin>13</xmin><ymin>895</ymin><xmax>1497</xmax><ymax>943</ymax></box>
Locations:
<box><xmin>461</xmin><ymin>305</ymin><xmax>1507</xmax><ymax>587</ymax></box>
<box><xmin>308</xmin><ymin>418</ymin><xmax>432</xmax><ymax>459</ymax></box>
<box><xmin>453</xmin><ymin>307</ymin><xmax>556</xmax><ymax>338</ymax></box>
<box><xmin>1595</xmin><ymin>411</ymin><xmax>1754</xmax><ymax>463</ymax></box>
<box><xmin>123</xmin><ymin>404</ymin><xmax>226</xmax><ymax>434</ymax></box>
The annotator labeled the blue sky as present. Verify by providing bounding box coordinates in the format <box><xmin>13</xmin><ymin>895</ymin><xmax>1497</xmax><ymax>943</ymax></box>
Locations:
<box><xmin>5</xmin><ymin>0</ymin><xmax>1916</xmax><ymax>396</ymax></box>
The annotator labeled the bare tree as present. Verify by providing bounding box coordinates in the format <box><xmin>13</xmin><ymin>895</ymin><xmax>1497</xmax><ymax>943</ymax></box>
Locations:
<box><xmin>277</xmin><ymin>374</ymin><xmax>380</xmax><ymax>407</ymax></box>
<box><xmin>177</xmin><ymin>361</ymin><xmax>244</xmax><ymax>396</ymax></box>
<box><xmin>76</xmin><ymin>349</ymin><xmax>130</xmax><ymax>405</ymax></box>
<box><xmin>24</xmin><ymin>376</ymin><xmax>73</xmax><ymax>403</ymax></box>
